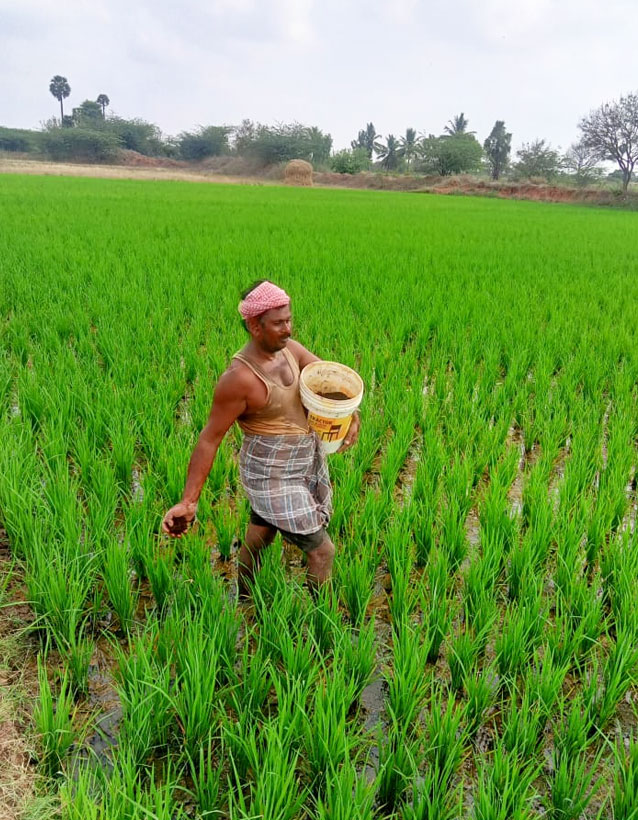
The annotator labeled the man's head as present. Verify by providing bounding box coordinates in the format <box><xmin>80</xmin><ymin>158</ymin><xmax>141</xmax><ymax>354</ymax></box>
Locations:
<box><xmin>239</xmin><ymin>281</ymin><xmax>292</xmax><ymax>353</ymax></box>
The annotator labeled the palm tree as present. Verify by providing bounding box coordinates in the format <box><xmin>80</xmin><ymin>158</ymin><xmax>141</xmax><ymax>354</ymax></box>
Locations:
<box><xmin>378</xmin><ymin>134</ymin><xmax>400</xmax><ymax>171</ymax></box>
<box><xmin>49</xmin><ymin>75</ymin><xmax>71</xmax><ymax>123</ymax></box>
<box><xmin>96</xmin><ymin>94</ymin><xmax>110</xmax><ymax>118</ymax></box>
<box><xmin>443</xmin><ymin>113</ymin><xmax>473</xmax><ymax>136</ymax></box>
<box><xmin>351</xmin><ymin>122</ymin><xmax>383</xmax><ymax>159</ymax></box>
<box><xmin>398</xmin><ymin>128</ymin><xmax>418</xmax><ymax>171</ymax></box>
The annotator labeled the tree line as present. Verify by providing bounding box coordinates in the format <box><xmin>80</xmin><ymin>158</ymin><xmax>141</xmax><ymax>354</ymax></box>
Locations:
<box><xmin>0</xmin><ymin>75</ymin><xmax>636</xmax><ymax>192</ymax></box>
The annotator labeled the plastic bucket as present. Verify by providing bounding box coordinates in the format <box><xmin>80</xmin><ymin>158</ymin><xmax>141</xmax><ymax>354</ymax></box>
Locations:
<box><xmin>299</xmin><ymin>361</ymin><xmax>364</xmax><ymax>454</ymax></box>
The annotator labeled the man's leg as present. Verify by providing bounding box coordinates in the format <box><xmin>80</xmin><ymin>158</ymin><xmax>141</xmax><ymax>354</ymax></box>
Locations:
<box><xmin>238</xmin><ymin>522</ymin><xmax>277</xmax><ymax>597</ymax></box>
<box><xmin>305</xmin><ymin>535</ymin><xmax>336</xmax><ymax>591</ymax></box>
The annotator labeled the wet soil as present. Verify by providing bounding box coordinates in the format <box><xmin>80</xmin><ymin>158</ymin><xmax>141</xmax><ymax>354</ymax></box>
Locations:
<box><xmin>316</xmin><ymin>391</ymin><xmax>351</xmax><ymax>401</ymax></box>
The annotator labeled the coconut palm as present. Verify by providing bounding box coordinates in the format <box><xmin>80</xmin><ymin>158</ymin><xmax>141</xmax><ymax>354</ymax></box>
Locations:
<box><xmin>351</xmin><ymin>122</ymin><xmax>383</xmax><ymax>160</ymax></box>
<box><xmin>49</xmin><ymin>76</ymin><xmax>71</xmax><ymax>123</ymax></box>
<box><xmin>444</xmin><ymin>113</ymin><xmax>473</xmax><ymax>136</ymax></box>
<box><xmin>378</xmin><ymin>134</ymin><xmax>400</xmax><ymax>171</ymax></box>
<box><xmin>398</xmin><ymin>128</ymin><xmax>418</xmax><ymax>171</ymax></box>
<box><xmin>96</xmin><ymin>94</ymin><xmax>110</xmax><ymax>118</ymax></box>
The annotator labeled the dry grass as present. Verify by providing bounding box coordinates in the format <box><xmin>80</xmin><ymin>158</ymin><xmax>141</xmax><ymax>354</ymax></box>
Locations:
<box><xmin>0</xmin><ymin>157</ymin><xmax>272</xmax><ymax>187</ymax></box>
<box><xmin>284</xmin><ymin>159</ymin><xmax>313</xmax><ymax>186</ymax></box>
<box><xmin>0</xmin><ymin>551</ymin><xmax>56</xmax><ymax>820</ymax></box>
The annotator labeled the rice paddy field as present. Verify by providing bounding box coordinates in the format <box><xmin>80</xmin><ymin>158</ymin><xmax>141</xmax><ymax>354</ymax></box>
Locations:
<box><xmin>3</xmin><ymin>174</ymin><xmax>638</xmax><ymax>819</ymax></box>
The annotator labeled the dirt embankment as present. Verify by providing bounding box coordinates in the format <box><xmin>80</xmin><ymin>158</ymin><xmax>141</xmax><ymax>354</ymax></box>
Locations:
<box><xmin>1</xmin><ymin>152</ymin><xmax>635</xmax><ymax>208</ymax></box>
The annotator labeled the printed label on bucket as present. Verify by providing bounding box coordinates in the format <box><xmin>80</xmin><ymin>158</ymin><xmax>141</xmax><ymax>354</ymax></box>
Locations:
<box><xmin>308</xmin><ymin>412</ymin><xmax>352</xmax><ymax>444</ymax></box>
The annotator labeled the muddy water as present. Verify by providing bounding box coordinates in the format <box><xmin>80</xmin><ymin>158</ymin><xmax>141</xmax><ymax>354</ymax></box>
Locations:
<box><xmin>316</xmin><ymin>391</ymin><xmax>351</xmax><ymax>401</ymax></box>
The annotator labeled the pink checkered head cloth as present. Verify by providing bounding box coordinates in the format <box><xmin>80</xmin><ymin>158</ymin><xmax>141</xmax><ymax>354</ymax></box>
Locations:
<box><xmin>238</xmin><ymin>281</ymin><xmax>290</xmax><ymax>319</ymax></box>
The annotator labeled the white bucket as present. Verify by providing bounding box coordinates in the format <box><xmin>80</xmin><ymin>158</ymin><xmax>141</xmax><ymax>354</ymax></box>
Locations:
<box><xmin>299</xmin><ymin>361</ymin><xmax>364</xmax><ymax>454</ymax></box>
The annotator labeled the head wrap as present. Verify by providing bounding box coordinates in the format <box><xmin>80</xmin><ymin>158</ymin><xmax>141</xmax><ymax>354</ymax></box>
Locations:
<box><xmin>238</xmin><ymin>281</ymin><xmax>290</xmax><ymax>319</ymax></box>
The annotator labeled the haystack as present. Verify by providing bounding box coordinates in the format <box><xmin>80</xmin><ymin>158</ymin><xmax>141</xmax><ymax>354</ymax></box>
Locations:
<box><xmin>284</xmin><ymin>159</ymin><xmax>313</xmax><ymax>187</ymax></box>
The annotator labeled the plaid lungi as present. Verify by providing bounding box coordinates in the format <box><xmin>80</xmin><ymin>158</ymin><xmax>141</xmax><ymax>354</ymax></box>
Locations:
<box><xmin>239</xmin><ymin>433</ymin><xmax>332</xmax><ymax>534</ymax></box>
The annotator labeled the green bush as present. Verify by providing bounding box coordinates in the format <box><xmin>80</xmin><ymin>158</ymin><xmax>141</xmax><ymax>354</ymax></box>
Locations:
<box><xmin>0</xmin><ymin>127</ymin><xmax>39</xmax><ymax>153</ymax></box>
<box><xmin>330</xmin><ymin>148</ymin><xmax>370</xmax><ymax>174</ymax></box>
<box><xmin>40</xmin><ymin>128</ymin><xmax>121</xmax><ymax>162</ymax></box>
<box><xmin>178</xmin><ymin>126</ymin><xmax>231</xmax><ymax>160</ymax></box>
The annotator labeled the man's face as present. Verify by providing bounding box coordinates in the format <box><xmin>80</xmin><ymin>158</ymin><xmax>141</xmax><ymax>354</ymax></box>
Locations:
<box><xmin>250</xmin><ymin>304</ymin><xmax>292</xmax><ymax>353</ymax></box>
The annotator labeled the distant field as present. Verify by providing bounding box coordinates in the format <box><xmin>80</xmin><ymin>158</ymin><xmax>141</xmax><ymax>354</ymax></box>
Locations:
<box><xmin>2</xmin><ymin>174</ymin><xmax>638</xmax><ymax>818</ymax></box>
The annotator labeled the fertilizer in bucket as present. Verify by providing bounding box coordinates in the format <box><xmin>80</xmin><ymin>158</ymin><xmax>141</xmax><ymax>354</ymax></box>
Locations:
<box><xmin>299</xmin><ymin>361</ymin><xmax>364</xmax><ymax>454</ymax></box>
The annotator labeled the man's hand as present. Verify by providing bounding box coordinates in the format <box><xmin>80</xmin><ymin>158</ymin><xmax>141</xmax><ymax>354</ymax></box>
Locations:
<box><xmin>162</xmin><ymin>501</ymin><xmax>198</xmax><ymax>537</ymax></box>
<box><xmin>338</xmin><ymin>411</ymin><xmax>360</xmax><ymax>454</ymax></box>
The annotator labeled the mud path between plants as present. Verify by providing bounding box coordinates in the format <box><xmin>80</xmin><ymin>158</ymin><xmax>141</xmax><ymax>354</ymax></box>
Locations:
<box><xmin>0</xmin><ymin>536</ymin><xmax>41</xmax><ymax>820</ymax></box>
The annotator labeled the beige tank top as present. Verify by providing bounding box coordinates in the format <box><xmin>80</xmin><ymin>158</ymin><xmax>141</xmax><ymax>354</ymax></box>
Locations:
<box><xmin>233</xmin><ymin>347</ymin><xmax>310</xmax><ymax>437</ymax></box>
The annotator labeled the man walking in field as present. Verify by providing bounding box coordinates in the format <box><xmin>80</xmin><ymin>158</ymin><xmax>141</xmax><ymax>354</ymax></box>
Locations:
<box><xmin>162</xmin><ymin>281</ymin><xmax>359</xmax><ymax>593</ymax></box>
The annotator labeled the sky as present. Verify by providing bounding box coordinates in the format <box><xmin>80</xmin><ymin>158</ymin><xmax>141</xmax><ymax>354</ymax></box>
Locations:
<box><xmin>2</xmin><ymin>0</ymin><xmax>637</xmax><ymax>154</ymax></box>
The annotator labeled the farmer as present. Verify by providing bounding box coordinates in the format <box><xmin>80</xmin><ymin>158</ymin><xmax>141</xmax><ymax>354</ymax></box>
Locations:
<box><xmin>161</xmin><ymin>280</ymin><xmax>360</xmax><ymax>593</ymax></box>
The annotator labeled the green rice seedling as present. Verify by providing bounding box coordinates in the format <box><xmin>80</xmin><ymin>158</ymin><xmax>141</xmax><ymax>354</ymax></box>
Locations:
<box><xmin>379</xmin><ymin>421</ymin><xmax>415</xmax><ymax>493</ymax></box>
<box><xmin>403</xmin><ymin>767</ymin><xmax>463</xmax><ymax>820</ymax></box>
<box><xmin>184</xmin><ymin>732</ymin><xmax>224</xmax><ymax>820</ymax></box>
<box><xmin>113</xmin><ymin>622</ymin><xmax>173</xmax><ymax>764</ymax></box>
<box><xmin>421</xmin><ymin>548</ymin><xmax>454</xmax><ymax>663</ymax></box>
<box><xmin>473</xmin><ymin>742</ymin><xmax>540</xmax><ymax>820</ymax></box>
<box><xmin>271</xmin><ymin>665</ymin><xmax>317</xmax><ymax>751</ymax></box>
<box><xmin>108</xmin><ymin>413</ymin><xmax>137</xmax><ymax>492</ymax></box>
<box><xmin>554</xmin><ymin>693</ymin><xmax>597</xmax><ymax>765</ymax></box>
<box><xmin>495</xmin><ymin>588</ymin><xmax>544</xmax><ymax>685</ymax></box>
<box><xmin>58</xmin><ymin>621</ymin><xmax>94</xmax><ymax>696</ymax></box>
<box><xmin>34</xmin><ymin>656</ymin><xmax>76</xmax><ymax>778</ymax></box>
<box><xmin>227</xmin><ymin>720</ymin><xmax>307</xmax><ymax>820</ymax></box>
<box><xmin>376</xmin><ymin>714</ymin><xmax>421</xmax><ymax>813</ymax></box>
<box><xmin>384</xmin><ymin>511</ymin><xmax>413</xmax><ymax>579</ymax></box>
<box><xmin>613</xmin><ymin>733</ymin><xmax>638</xmax><ymax>820</ymax></box>
<box><xmin>507</xmin><ymin>536</ymin><xmax>536</xmax><ymax>602</ymax></box>
<box><xmin>548</xmin><ymin>752</ymin><xmax>602</xmax><ymax>820</ymax></box>
<box><xmin>463</xmin><ymin>569</ymin><xmax>498</xmax><ymax>643</ymax></box>
<box><xmin>146</xmin><ymin>541</ymin><xmax>176</xmax><ymax>614</ymax></box>
<box><xmin>386</xmin><ymin>621</ymin><xmax>432</xmax><ymax>728</ymax></box>
<box><xmin>465</xmin><ymin>663</ymin><xmax>498</xmax><ymax>739</ymax></box>
<box><xmin>102</xmin><ymin>536</ymin><xmax>138</xmax><ymax>632</ymax></box>
<box><xmin>84</xmin><ymin>458</ymin><xmax>119</xmax><ymax>548</ymax></box>
<box><xmin>424</xmin><ymin>685</ymin><xmax>467</xmax><ymax>790</ymax></box>
<box><xmin>585</xmin><ymin>502</ymin><xmax>609</xmax><ymax>570</ymax></box>
<box><xmin>479</xmin><ymin>485</ymin><xmax>517</xmax><ymax>556</ymax></box>
<box><xmin>229</xmin><ymin>632</ymin><xmax>273</xmax><ymax>719</ymax></box>
<box><xmin>414</xmin><ymin>497</ymin><xmax>438</xmax><ymax>567</ymax></box>
<box><xmin>332</xmin><ymin>618</ymin><xmax>377</xmax><ymax>706</ymax></box>
<box><xmin>502</xmin><ymin>687</ymin><xmax>545</xmax><ymax>760</ymax></box>
<box><xmin>387</xmin><ymin>555</ymin><xmax>417</xmax><ymax>624</ymax></box>
<box><xmin>524</xmin><ymin>647</ymin><xmax>569</xmax><ymax>723</ymax></box>
<box><xmin>173</xmin><ymin>614</ymin><xmax>224</xmax><ymax>756</ymax></box>
<box><xmin>303</xmin><ymin>677</ymin><xmax>359</xmax><ymax>795</ymax></box>
<box><xmin>27</xmin><ymin>548</ymin><xmax>96</xmax><ymax>652</ymax></box>
<box><xmin>59</xmin><ymin>764</ymin><xmax>101</xmax><ymax>820</ymax></box>
<box><xmin>253</xmin><ymin>578</ymin><xmax>310</xmax><ymax>668</ymax></box>
<box><xmin>309</xmin><ymin>582</ymin><xmax>341</xmax><ymax>655</ymax></box>
<box><xmin>314</xmin><ymin>759</ymin><xmax>378</xmax><ymax>820</ymax></box>
<box><xmin>440</xmin><ymin>499</ymin><xmax>468</xmax><ymax>571</ymax></box>
<box><xmin>101</xmin><ymin>749</ymin><xmax>187</xmax><ymax>820</ymax></box>
<box><xmin>338</xmin><ymin>551</ymin><xmax>375</xmax><ymax>626</ymax></box>
<box><xmin>276</xmin><ymin>622</ymin><xmax>320</xmax><ymax>688</ymax></box>
<box><xmin>213</xmin><ymin>498</ymin><xmax>236</xmax><ymax>560</ymax></box>
<box><xmin>548</xmin><ymin>718</ymin><xmax>604</xmax><ymax>820</ymax></box>
<box><xmin>553</xmin><ymin>517</ymin><xmax>586</xmax><ymax>601</ymax></box>
<box><xmin>584</xmin><ymin>629</ymin><xmax>638</xmax><ymax>732</ymax></box>
<box><xmin>220</xmin><ymin>707</ymin><xmax>255</xmax><ymax>782</ymax></box>
<box><xmin>445</xmin><ymin>458</ymin><xmax>474</xmax><ymax>518</ymax></box>
<box><xmin>448</xmin><ymin>627</ymin><xmax>485</xmax><ymax>693</ymax></box>
<box><xmin>602</xmin><ymin>531</ymin><xmax>638</xmax><ymax>636</ymax></box>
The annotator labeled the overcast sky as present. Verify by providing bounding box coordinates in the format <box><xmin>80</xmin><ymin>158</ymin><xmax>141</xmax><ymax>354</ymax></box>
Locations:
<box><xmin>2</xmin><ymin>0</ymin><xmax>636</xmax><ymax>153</ymax></box>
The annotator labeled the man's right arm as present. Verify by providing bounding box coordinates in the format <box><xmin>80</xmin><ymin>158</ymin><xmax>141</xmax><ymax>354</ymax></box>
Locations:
<box><xmin>162</xmin><ymin>370</ymin><xmax>247</xmax><ymax>536</ymax></box>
